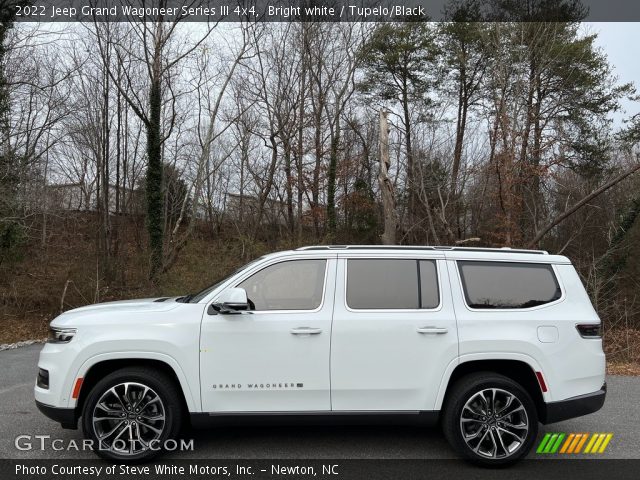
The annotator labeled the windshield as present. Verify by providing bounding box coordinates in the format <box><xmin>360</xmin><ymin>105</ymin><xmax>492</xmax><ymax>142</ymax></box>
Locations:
<box><xmin>187</xmin><ymin>256</ymin><xmax>266</xmax><ymax>303</ymax></box>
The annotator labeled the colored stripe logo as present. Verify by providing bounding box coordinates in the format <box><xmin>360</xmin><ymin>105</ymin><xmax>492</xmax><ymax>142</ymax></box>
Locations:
<box><xmin>537</xmin><ymin>433</ymin><xmax>613</xmax><ymax>454</ymax></box>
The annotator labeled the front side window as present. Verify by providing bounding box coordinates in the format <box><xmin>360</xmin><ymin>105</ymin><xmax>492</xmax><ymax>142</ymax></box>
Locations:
<box><xmin>458</xmin><ymin>261</ymin><xmax>561</xmax><ymax>309</ymax></box>
<box><xmin>237</xmin><ymin>259</ymin><xmax>327</xmax><ymax>311</ymax></box>
<box><xmin>346</xmin><ymin>259</ymin><xmax>439</xmax><ymax>310</ymax></box>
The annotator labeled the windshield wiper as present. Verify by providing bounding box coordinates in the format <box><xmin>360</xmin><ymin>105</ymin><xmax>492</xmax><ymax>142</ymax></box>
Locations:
<box><xmin>176</xmin><ymin>294</ymin><xmax>194</xmax><ymax>303</ymax></box>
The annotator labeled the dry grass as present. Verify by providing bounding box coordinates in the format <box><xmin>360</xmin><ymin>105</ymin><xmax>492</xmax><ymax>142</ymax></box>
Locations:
<box><xmin>603</xmin><ymin>328</ymin><xmax>640</xmax><ymax>365</ymax></box>
<box><xmin>607</xmin><ymin>362</ymin><xmax>640</xmax><ymax>376</ymax></box>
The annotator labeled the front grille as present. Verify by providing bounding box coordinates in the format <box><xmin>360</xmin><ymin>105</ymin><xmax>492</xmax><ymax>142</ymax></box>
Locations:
<box><xmin>37</xmin><ymin>368</ymin><xmax>49</xmax><ymax>389</ymax></box>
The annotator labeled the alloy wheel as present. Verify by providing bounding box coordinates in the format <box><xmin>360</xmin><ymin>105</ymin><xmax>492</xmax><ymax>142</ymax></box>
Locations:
<box><xmin>91</xmin><ymin>382</ymin><xmax>166</xmax><ymax>456</ymax></box>
<box><xmin>459</xmin><ymin>388</ymin><xmax>529</xmax><ymax>459</ymax></box>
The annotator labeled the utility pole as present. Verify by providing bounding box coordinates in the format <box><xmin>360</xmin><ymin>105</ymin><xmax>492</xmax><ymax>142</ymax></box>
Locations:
<box><xmin>378</xmin><ymin>109</ymin><xmax>396</xmax><ymax>245</ymax></box>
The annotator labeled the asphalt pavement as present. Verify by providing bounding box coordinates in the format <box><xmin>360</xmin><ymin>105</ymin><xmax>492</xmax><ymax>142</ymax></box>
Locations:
<box><xmin>1</xmin><ymin>345</ymin><xmax>638</xmax><ymax>460</ymax></box>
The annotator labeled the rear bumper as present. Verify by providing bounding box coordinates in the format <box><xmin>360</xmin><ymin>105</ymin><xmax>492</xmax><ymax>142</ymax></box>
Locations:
<box><xmin>35</xmin><ymin>400</ymin><xmax>78</xmax><ymax>430</ymax></box>
<box><xmin>540</xmin><ymin>384</ymin><xmax>606</xmax><ymax>424</ymax></box>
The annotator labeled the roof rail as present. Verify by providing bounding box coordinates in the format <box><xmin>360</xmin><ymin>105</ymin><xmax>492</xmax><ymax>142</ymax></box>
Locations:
<box><xmin>295</xmin><ymin>245</ymin><xmax>548</xmax><ymax>255</ymax></box>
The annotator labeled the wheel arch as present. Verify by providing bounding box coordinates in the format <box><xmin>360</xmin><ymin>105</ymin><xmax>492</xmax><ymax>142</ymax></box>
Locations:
<box><xmin>72</xmin><ymin>353</ymin><xmax>198</xmax><ymax>415</ymax></box>
<box><xmin>436</xmin><ymin>356</ymin><xmax>547</xmax><ymax>418</ymax></box>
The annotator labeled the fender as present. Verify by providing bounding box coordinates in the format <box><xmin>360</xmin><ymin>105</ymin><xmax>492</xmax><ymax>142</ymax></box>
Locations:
<box><xmin>434</xmin><ymin>352</ymin><xmax>551</xmax><ymax>410</ymax></box>
<box><xmin>69</xmin><ymin>351</ymin><xmax>199</xmax><ymax>412</ymax></box>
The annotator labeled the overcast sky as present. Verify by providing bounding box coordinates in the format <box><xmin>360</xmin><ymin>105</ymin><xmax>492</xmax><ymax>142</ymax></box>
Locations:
<box><xmin>590</xmin><ymin>22</ymin><xmax>639</xmax><ymax>127</ymax></box>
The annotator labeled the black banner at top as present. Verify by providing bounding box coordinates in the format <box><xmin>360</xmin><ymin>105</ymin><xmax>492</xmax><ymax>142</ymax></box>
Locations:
<box><xmin>4</xmin><ymin>0</ymin><xmax>640</xmax><ymax>22</ymax></box>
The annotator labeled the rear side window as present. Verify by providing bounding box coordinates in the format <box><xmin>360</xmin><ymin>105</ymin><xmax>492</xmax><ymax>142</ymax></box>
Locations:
<box><xmin>458</xmin><ymin>261</ymin><xmax>561</xmax><ymax>309</ymax></box>
<box><xmin>346</xmin><ymin>259</ymin><xmax>439</xmax><ymax>310</ymax></box>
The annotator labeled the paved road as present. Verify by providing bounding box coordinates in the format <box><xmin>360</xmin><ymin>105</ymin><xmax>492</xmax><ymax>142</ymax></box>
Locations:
<box><xmin>1</xmin><ymin>345</ymin><xmax>638</xmax><ymax>459</ymax></box>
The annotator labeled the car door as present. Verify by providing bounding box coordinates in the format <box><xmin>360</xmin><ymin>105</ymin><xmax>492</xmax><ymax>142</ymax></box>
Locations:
<box><xmin>330</xmin><ymin>253</ymin><xmax>458</xmax><ymax>411</ymax></box>
<box><xmin>200</xmin><ymin>254</ymin><xmax>336</xmax><ymax>413</ymax></box>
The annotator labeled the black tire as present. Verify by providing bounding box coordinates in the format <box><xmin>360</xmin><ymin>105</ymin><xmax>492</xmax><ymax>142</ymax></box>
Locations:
<box><xmin>81</xmin><ymin>367</ymin><xmax>183</xmax><ymax>462</ymax></box>
<box><xmin>442</xmin><ymin>372</ymin><xmax>538</xmax><ymax>466</ymax></box>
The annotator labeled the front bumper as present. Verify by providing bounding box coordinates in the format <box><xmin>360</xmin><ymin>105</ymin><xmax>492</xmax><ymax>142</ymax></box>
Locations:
<box><xmin>35</xmin><ymin>400</ymin><xmax>78</xmax><ymax>430</ymax></box>
<box><xmin>540</xmin><ymin>383</ymin><xmax>606</xmax><ymax>424</ymax></box>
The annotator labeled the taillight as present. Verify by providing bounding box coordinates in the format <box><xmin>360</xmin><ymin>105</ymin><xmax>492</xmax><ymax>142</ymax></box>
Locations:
<box><xmin>576</xmin><ymin>324</ymin><xmax>602</xmax><ymax>338</ymax></box>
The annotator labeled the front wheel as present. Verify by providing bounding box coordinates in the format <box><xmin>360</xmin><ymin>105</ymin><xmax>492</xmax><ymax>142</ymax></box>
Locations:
<box><xmin>442</xmin><ymin>372</ymin><xmax>538</xmax><ymax>466</ymax></box>
<box><xmin>81</xmin><ymin>367</ymin><xmax>183</xmax><ymax>462</ymax></box>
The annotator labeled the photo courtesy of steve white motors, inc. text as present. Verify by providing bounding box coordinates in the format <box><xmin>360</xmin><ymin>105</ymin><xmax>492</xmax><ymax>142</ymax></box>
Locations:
<box><xmin>14</xmin><ymin>463</ymin><xmax>339</xmax><ymax>477</ymax></box>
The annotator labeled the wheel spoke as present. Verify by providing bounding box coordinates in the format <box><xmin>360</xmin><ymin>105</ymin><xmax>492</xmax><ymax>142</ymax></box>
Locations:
<box><xmin>109</xmin><ymin>422</ymin><xmax>129</xmax><ymax>451</ymax></box>
<box><xmin>93</xmin><ymin>416</ymin><xmax>125</xmax><ymax>421</ymax></box>
<box><xmin>134</xmin><ymin>386</ymin><xmax>150</xmax><ymax>409</ymax></box>
<box><xmin>496</xmin><ymin>395</ymin><xmax>514</xmax><ymax>415</ymax></box>
<box><xmin>463</xmin><ymin>427</ymin><xmax>485</xmax><ymax>440</ymax></box>
<box><xmin>138</xmin><ymin>395</ymin><xmax>160</xmax><ymax>412</ymax></box>
<box><xmin>498</xmin><ymin>426</ymin><xmax>526</xmax><ymax>443</ymax></box>
<box><xmin>140</xmin><ymin>412</ymin><xmax>165</xmax><ymax>422</ymax></box>
<box><xmin>108</xmin><ymin>387</ymin><xmax>127</xmax><ymax>411</ymax></box>
<box><xmin>495</xmin><ymin>427</ymin><xmax>510</xmax><ymax>455</ymax></box>
<box><xmin>500</xmin><ymin>404</ymin><xmax>525</xmax><ymax>417</ymax></box>
<box><xmin>96</xmin><ymin>402</ymin><xmax>124</xmax><ymax>415</ymax></box>
<box><xmin>472</xmin><ymin>429</ymin><xmax>490</xmax><ymax>453</ymax></box>
<box><xmin>138</xmin><ymin>420</ymin><xmax>163</xmax><ymax>435</ymax></box>
<box><xmin>461</xmin><ymin>417</ymin><xmax>482</xmax><ymax>423</ymax></box>
<box><xmin>97</xmin><ymin>420</ymin><xmax>126</xmax><ymax>441</ymax></box>
<box><xmin>499</xmin><ymin>419</ymin><xmax>527</xmax><ymax>430</ymax></box>
<box><xmin>476</xmin><ymin>392</ymin><xmax>490</xmax><ymax>414</ymax></box>
<box><xmin>490</xmin><ymin>389</ymin><xmax>496</xmax><ymax>414</ymax></box>
<box><xmin>488</xmin><ymin>429</ymin><xmax>499</xmax><ymax>457</ymax></box>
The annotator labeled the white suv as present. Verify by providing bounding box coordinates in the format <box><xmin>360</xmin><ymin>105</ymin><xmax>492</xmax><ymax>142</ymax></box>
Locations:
<box><xmin>35</xmin><ymin>245</ymin><xmax>606</xmax><ymax>465</ymax></box>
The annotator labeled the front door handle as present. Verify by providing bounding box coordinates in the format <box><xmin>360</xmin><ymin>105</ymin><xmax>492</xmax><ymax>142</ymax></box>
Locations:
<box><xmin>417</xmin><ymin>326</ymin><xmax>448</xmax><ymax>335</ymax></box>
<box><xmin>290</xmin><ymin>327</ymin><xmax>322</xmax><ymax>335</ymax></box>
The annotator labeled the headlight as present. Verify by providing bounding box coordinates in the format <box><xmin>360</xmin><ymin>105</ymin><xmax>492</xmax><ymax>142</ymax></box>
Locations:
<box><xmin>47</xmin><ymin>327</ymin><xmax>77</xmax><ymax>344</ymax></box>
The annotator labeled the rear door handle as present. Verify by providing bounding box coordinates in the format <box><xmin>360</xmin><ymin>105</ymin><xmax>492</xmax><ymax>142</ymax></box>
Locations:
<box><xmin>417</xmin><ymin>326</ymin><xmax>448</xmax><ymax>335</ymax></box>
<box><xmin>290</xmin><ymin>327</ymin><xmax>323</xmax><ymax>335</ymax></box>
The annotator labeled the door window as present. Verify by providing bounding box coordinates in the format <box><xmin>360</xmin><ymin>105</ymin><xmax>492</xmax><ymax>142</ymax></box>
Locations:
<box><xmin>346</xmin><ymin>259</ymin><xmax>439</xmax><ymax>310</ymax></box>
<box><xmin>237</xmin><ymin>259</ymin><xmax>327</xmax><ymax>311</ymax></box>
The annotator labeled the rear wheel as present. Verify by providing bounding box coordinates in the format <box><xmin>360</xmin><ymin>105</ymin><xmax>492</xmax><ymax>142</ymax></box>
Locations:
<box><xmin>81</xmin><ymin>367</ymin><xmax>183</xmax><ymax>462</ymax></box>
<box><xmin>442</xmin><ymin>372</ymin><xmax>538</xmax><ymax>466</ymax></box>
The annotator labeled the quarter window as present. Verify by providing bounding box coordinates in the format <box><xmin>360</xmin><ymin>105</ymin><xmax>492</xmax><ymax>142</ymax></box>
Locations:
<box><xmin>419</xmin><ymin>260</ymin><xmax>440</xmax><ymax>309</ymax></box>
<box><xmin>238</xmin><ymin>259</ymin><xmax>327</xmax><ymax>311</ymax></box>
<box><xmin>458</xmin><ymin>261</ymin><xmax>561</xmax><ymax>309</ymax></box>
<box><xmin>346</xmin><ymin>259</ymin><xmax>439</xmax><ymax>310</ymax></box>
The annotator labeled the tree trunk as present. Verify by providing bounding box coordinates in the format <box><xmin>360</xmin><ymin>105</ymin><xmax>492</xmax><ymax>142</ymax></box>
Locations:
<box><xmin>401</xmin><ymin>85</ymin><xmax>415</xmax><ymax>241</ymax></box>
<box><xmin>526</xmin><ymin>162</ymin><xmax>640</xmax><ymax>248</ymax></box>
<box><xmin>146</xmin><ymin>75</ymin><xmax>164</xmax><ymax>279</ymax></box>
<box><xmin>326</xmin><ymin>116</ymin><xmax>340</xmax><ymax>239</ymax></box>
<box><xmin>283</xmin><ymin>142</ymin><xmax>295</xmax><ymax>235</ymax></box>
<box><xmin>378</xmin><ymin>110</ymin><xmax>396</xmax><ymax>245</ymax></box>
<box><xmin>450</xmin><ymin>65</ymin><xmax>468</xmax><ymax>196</ymax></box>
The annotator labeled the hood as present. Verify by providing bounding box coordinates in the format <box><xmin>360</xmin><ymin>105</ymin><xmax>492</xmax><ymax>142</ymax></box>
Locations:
<box><xmin>61</xmin><ymin>297</ymin><xmax>182</xmax><ymax>316</ymax></box>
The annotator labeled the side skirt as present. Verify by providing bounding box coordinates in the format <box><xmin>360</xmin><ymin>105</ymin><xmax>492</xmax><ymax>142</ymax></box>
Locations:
<box><xmin>189</xmin><ymin>411</ymin><xmax>440</xmax><ymax>429</ymax></box>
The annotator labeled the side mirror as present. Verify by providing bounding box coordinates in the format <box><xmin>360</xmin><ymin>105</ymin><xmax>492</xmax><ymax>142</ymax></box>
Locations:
<box><xmin>209</xmin><ymin>288</ymin><xmax>250</xmax><ymax>315</ymax></box>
